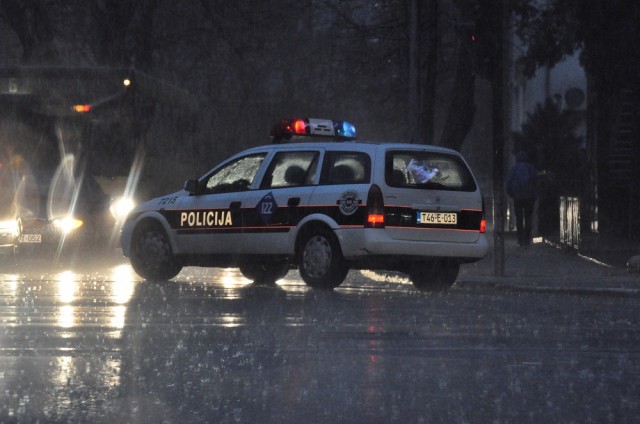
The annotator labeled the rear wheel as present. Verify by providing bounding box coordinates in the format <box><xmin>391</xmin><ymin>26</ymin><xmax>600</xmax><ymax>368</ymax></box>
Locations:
<box><xmin>298</xmin><ymin>226</ymin><xmax>349</xmax><ymax>289</ymax></box>
<box><xmin>130</xmin><ymin>223</ymin><xmax>182</xmax><ymax>281</ymax></box>
<box><xmin>239</xmin><ymin>259</ymin><xmax>290</xmax><ymax>285</ymax></box>
<box><xmin>410</xmin><ymin>260</ymin><xmax>459</xmax><ymax>291</ymax></box>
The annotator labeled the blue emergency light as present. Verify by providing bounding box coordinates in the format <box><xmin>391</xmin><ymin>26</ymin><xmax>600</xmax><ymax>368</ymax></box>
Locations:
<box><xmin>271</xmin><ymin>118</ymin><xmax>357</xmax><ymax>142</ymax></box>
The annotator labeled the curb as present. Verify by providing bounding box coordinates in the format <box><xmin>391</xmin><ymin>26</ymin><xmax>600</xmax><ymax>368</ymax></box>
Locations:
<box><xmin>456</xmin><ymin>279</ymin><xmax>640</xmax><ymax>297</ymax></box>
<box><xmin>457</xmin><ymin>237</ymin><xmax>640</xmax><ymax>295</ymax></box>
<box><xmin>542</xmin><ymin>238</ymin><xmax>617</xmax><ymax>268</ymax></box>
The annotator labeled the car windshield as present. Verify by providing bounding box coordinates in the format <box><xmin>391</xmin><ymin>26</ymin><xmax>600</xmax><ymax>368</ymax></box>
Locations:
<box><xmin>204</xmin><ymin>153</ymin><xmax>266</xmax><ymax>194</ymax></box>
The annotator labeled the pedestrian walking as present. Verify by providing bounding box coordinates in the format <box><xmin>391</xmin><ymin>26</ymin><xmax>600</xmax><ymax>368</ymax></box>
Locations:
<box><xmin>506</xmin><ymin>151</ymin><xmax>538</xmax><ymax>246</ymax></box>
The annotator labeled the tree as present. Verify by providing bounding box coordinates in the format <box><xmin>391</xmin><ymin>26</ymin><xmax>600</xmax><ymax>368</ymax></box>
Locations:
<box><xmin>331</xmin><ymin>0</ymin><xmax>484</xmax><ymax>150</ymax></box>
<box><xmin>514</xmin><ymin>0</ymin><xmax>640</xmax><ymax>83</ymax></box>
<box><xmin>439</xmin><ymin>0</ymin><xmax>478</xmax><ymax>151</ymax></box>
<box><xmin>512</xmin><ymin>98</ymin><xmax>584</xmax><ymax>187</ymax></box>
<box><xmin>0</xmin><ymin>0</ymin><xmax>56</xmax><ymax>63</ymax></box>
<box><xmin>514</xmin><ymin>0</ymin><xmax>640</xmax><ymax>239</ymax></box>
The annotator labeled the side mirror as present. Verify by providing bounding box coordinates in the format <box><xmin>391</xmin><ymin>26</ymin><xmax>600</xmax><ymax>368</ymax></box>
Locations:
<box><xmin>184</xmin><ymin>179</ymin><xmax>200</xmax><ymax>194</ymax></box>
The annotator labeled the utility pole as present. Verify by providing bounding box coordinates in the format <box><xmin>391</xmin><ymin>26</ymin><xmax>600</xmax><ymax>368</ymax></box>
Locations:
<box><xmin>470</xmin><ymin>0</ymin><xmax>507</xmax><ymax>275</ymax></box>
<box><xmin>491</xmin><ymin>0</ymin><xmax>506</xmax><ymax>276</ymax></box>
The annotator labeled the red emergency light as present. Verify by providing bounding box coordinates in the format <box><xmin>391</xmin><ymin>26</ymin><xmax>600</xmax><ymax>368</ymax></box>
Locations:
<box><xmin>293</xmin><ymin>119</ymin><xmax>307</xmax><ymax>134</ymax></box>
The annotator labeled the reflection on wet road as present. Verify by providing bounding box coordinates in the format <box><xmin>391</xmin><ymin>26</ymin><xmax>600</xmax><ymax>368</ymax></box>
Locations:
<box><xmin>0</xmin><ymin>259</ymin><xmax>639</xmax><ymax>422</ymax></box>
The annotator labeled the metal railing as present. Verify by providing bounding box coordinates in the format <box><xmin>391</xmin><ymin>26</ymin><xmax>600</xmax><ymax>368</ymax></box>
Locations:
<box><xmin>560</xmin><ymin>196</ymin><xmax>580</xmax><ymax>249</ymax></box>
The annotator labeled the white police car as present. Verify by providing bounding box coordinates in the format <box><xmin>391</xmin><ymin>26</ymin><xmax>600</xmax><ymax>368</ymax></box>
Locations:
<box><xmin>120</xmin><ymin>118</ymin><xmax>488</xmax><ymax>290</ymax></box>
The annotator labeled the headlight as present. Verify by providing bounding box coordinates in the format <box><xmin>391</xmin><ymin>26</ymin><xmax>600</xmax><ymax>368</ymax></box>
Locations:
<box><xmin>0</xmin><ymin>220</ymin><xmax>20</xmax><ymax>237</ymax></box>
<box><xmin>110</xmin><ymin>197</ymin><xmax>136</xmax><ymax>222</ymax></box>
<box><xmin>53</xmin><ymin>216</ymin><xmax>83</xmax><ymax>234</ymax></box>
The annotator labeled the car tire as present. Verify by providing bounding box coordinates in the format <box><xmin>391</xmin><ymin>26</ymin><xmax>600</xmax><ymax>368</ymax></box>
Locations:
<box><xmin>410</xmin><ymin>260</ymin><xmax>459</xmax><ymax>291</ymax></box>
<box><xmin>130</xmin><ymin>222</ymin><xmax>182</xmax><ymax>281</ymax></box>
<box><xmin>239</xmin><ymin>259</ymin><xmax>290</xmax><ymax>285</ymax></box>
<box><xmin>298</xmin><ymin>226</ymin><xmax>349</xmax><ymax>289</ymax></box>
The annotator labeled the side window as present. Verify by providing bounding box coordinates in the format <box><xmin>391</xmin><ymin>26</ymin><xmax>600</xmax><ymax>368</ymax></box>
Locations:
<box><xmin>320</xmin><ymin>151</ymin><xmax>371</xmax><ymax>185</ymax></box>
<box><xmin>385</xmin><ymin>151</ymin><xmax>477</xmax><ymax>191</ymax></box>
<box><xmin>204</xmin><ymin>153</ymin><xmax>266</xmax><ymax>194</ymax></box>
<box><xmin>260</xmin><ymin>151</ymin><xmax>318</xmax><ymax>189</ymax></box>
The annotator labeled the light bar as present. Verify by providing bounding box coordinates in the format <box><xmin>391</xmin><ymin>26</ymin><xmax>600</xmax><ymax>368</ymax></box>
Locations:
<box><xmin>271</xmin><ymin>118</ymin><xmax>357</xmax><ymax>142</ymax></box>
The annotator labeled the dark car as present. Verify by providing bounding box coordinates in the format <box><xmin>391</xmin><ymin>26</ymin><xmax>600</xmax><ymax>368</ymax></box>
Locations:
<box><xmin>0</xmin><ymin>154</ymin><xmax>22</xmax><ymax>259</ymax></box>
<box><xmin>19</xmin><ymin>169</ymin><xmax>115</xmax><ymax>255</ymax></box>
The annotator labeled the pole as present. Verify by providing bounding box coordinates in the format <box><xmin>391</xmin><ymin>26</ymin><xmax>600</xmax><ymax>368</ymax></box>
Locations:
<box><xmin>408</xmin><ymin>0</ymin><xmax>420</xmax><ymax>142</ymax></box>
<box><xmin>492</xmin><ymin>0</ymin><xmax>506</xmax><ymax>276</ymax></box>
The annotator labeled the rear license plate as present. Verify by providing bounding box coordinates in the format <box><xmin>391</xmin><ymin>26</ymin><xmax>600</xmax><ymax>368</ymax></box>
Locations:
<box><xmin>416</xmin><ymin>212</ymin><xmax>457</xmax><ymax>225</ymax></box>
<box><xmin>19</xmin><ymin>234</ymin><xmax>42</xmax><ymax>243</ymax></box>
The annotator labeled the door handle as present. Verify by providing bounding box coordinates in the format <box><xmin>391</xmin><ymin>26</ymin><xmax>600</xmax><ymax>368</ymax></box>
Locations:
<box><xmin>230</xmin><ymin>201</ymin><xmax>241</xmax><ymax>210</ymax></box>
<box><xmin>288</xmin><ymin>197</ymin><xmax>301</xmax><ymax>207</ymax></box>
<box><xmin>287</xmin><ymin>197</ymin><xmax>301</xmax><ymax>225</ymax></box>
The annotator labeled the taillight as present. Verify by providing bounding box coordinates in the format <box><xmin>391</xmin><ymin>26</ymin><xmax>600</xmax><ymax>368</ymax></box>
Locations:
<box><xmin>365</xmin><ymin>184</ymin><xmax>385</xmax><ymax>228</ymax></box>
<box><xmin>480</xmin><ymin>197</ymin><xmax>486</xmax><ymax>233</ymax></box>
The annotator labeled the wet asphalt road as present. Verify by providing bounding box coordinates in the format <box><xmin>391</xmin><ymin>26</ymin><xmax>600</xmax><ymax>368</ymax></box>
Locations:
<box><xmin>0</xmin><ymin>256</ymin><xmax>639</xmax><ymax>423</ymax></box>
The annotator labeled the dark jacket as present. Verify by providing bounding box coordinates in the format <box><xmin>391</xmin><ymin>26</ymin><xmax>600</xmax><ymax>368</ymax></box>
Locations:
<box><xmin>506</xmin><ymin>152</ymin><xmax>537</xmax><ymax>201</ymax></box>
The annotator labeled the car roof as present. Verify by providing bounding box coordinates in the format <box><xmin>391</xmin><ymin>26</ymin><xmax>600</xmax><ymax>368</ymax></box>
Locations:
<box><xmin>239</xmin><ymin>141</ymin><xmax>462</xmax><ymax>156</ymax></box>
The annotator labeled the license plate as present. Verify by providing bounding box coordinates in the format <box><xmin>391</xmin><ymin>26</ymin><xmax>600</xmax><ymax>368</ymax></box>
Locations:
<box><xmin>416</xmin><ymin>212</ymin><xmax>457</xmax><ymax>225</ymax></box>
<box><xmin>19</xmin><ymin>234</ymin><xmax>42</xmax><ymax>243</ymax></box>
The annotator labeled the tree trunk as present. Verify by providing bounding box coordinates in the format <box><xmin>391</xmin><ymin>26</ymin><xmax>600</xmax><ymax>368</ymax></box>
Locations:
<box><xmin>491</xmin><ymin>1</ymin><xmax>506</xmax><ymax>277</ymax></box>
<box><xmin>422</xmin><ymin>0</ymin><xmax>438</xmax><ymax>145</ymax></box>
<box><xmin>439</xmin><ymin>34</ymin><xmax>475</xmax><ymax>151</ymax></box>
<box><xmin>1</xmin><ymin>0</ymin><xmax>55</xmax><ymax>63</ymax></box>
<box><xmin>407</xmin><ymin>0</ymin><xmax>420</xmax><ymax>143</ymax></box>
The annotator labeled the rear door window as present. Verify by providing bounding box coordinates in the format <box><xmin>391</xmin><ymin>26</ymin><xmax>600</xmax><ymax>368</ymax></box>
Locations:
<box><xmin>385</xmin><ymin>151</ymin><xmax>477</xmax><ymax>191</ymax></box>
<box><xmin>320</xmin><ymin>151</ymin><xmax>371</xmax><ymax>185</ymax></box>
<box><xmin>259</xmin><ymin>151</ymin><xmax>319</xmax><ymax>189</ymax></box>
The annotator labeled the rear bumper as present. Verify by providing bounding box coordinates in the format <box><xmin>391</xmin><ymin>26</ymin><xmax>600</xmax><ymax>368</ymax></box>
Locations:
<box><xmin>336</xmin><ymin>227</ymin><xmax>489</xmax><ymax>261</ymax></box>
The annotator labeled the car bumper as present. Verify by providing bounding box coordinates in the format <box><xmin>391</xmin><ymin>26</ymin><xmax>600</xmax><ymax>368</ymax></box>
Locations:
<box><xmin>120</xmin><ymin>219</ymin><xmax>134</xmax><ymax>257</ymax></box>
<box><xmin>336</xmin><ymin>227</ymin><xmax>489</xmax><ymax>261</ymax></box>
<box><xmin>20</xmin><ymin>215</ymin><xmax>116</xmax><ymax>249</ymax></box>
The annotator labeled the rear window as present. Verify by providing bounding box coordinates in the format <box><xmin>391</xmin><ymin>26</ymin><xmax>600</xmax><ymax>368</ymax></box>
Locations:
<box><xmin>385</xmin><ymin>150</ymin><xmax>477</xmax><ymax>192</ymax></box>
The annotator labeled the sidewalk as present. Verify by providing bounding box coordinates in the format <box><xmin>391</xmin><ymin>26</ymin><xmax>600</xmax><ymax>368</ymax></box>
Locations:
<box><xmin>458</xmin><ymin>233</ymin><xmax>640</xmax><ymax>295</ymax></box>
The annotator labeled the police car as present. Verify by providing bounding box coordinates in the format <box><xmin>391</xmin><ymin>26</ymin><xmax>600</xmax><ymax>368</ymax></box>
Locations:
<box><xmin>120</xmin><ymin>118</ymin><xmax>489</xmax><ymax>290</ymax></box>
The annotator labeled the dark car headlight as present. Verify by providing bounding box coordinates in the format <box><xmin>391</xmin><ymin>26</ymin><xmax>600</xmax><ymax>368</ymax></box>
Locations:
<box><xmin>110</xmin><ymin>197</ymin><xmax>136</xmax><ymax>223</ymax></box>
<box><xmin>52</xmin><ymin>216</ymin><xmax>83</xmax><ymax>234</ymax></box>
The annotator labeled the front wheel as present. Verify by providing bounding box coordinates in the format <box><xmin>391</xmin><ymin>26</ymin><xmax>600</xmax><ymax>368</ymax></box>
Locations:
<box><xmin>410</xmin><ymin>260</ymin><xmax>459</xmax><ymax>291</ymax></box>
<box><xmin>130</xmin><ymin>223</ymin><xmax>182</xmax><ymax>281</ymax></box>
<box><xmin>298</xmin><ymin>227</ymin><xmax>349</xmax><ymax>289</ymax></box>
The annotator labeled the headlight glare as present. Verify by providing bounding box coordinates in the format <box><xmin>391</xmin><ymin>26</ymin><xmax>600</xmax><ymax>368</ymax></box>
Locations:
<box><xmin>110</xmin><ymin>197</ymin><xmax>136</xmax><ymax>221</ymax></box>
<box><xmin>53</xmin><ymin>216</ymin><xmax>83</xmax><ymax>234</ymax></box>
<box><xmin>0</xmin><ymin>220</ymin><xmax>20</xmax><ymax>237</ymax></box>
